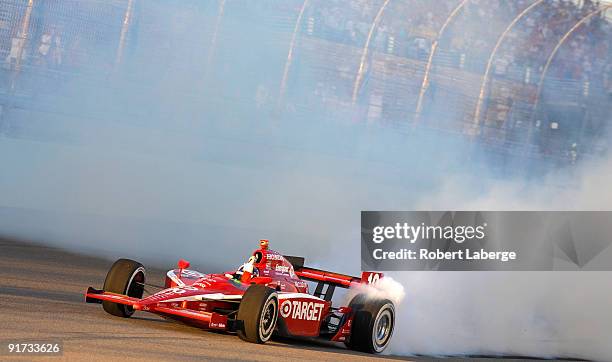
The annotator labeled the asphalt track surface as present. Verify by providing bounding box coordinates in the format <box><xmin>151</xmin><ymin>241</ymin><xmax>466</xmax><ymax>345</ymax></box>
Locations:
<box><xmin>0</xmin><ymin>238</ymin><xmax>581</xmax><ymax>362</ymax></box>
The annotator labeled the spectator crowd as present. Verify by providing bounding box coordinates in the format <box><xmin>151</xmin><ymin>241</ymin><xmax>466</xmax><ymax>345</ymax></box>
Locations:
<box><xmin>0</xmin><ymin>0</ymin><xmax>609</xmax><ymax>161</ymax></box>
<box><xmin>293</xmin><ymin>0</ymin><xmax>611</xmax><ymax>160</ymax></box>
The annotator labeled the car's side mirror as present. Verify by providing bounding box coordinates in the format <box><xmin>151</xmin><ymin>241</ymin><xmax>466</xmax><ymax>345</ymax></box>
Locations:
<box><xmin>178</xmin><ymin>259</ymin><xmax>190</xmax><ymax>270</ymax></box>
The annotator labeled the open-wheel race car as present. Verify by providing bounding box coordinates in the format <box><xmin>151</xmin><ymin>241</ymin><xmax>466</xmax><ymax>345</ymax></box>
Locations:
<box><xmin>85</xmin><ymin>240</ymin><xmax>395</xmax><ymax>353</ymax></box>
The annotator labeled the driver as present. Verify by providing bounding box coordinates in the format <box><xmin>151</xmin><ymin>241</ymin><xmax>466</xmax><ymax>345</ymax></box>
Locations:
<box><xmin>228</xmin><ymin>239</ymin><xmax>269</xmax><ymax>282</ymax></box>
<box><xmin>238</xmin><ymin>255</ymin><xmax>256</xmax><ymax>283</ymax></box>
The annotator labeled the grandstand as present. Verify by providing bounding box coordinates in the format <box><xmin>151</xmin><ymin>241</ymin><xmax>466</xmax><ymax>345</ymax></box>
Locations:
<box><xmin>0</xmin><ymin>0</ymin><xmax>610</xmax><ymax>166</ymax></box>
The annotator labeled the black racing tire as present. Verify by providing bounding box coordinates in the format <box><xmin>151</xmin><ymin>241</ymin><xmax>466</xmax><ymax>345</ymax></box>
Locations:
<box><xmin>102</xmin><ymin>258</ymin><xmax>145</xmax><ymax>318</ymax></box>
<box><xmin>345</xmin><ymin>294</ymin><xmax>395</xmax><ymax>353</ymax></box>
<box><xmin>236</xmin><ymin>285</ymin><xmax>279</xmax><ymax>343</ymax></box>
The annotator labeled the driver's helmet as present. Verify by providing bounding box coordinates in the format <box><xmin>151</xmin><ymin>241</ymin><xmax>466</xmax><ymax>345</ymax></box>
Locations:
<box><xmin>234</xmin><ymin>255</ymin><xmax>257</xmax><ymax>278</ymax></box>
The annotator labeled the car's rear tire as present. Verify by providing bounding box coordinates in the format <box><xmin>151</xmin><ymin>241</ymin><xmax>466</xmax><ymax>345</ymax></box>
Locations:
<box><xmin>102</xmin><ymin>258</ymin><xmax>145</xmax><ymax>318</ymax></box>
<box><xmin>236</xmin><ymin>285</ymin><xmax>279</xmax><ymax>343</ymax></box>
<box><xmin>345</xmin><ymin>294</ymin><xmax>395</xmax><ymax>353</ymax></box>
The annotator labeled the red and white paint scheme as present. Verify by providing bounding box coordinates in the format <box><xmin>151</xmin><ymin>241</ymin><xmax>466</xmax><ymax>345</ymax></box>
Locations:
<box><xmin>85</xmin><ymin>240</ymin><xmax>395</xmax><ymax>353</ymax></box>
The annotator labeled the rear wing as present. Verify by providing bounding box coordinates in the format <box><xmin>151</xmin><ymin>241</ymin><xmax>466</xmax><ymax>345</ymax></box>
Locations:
<box><xmin>284</xmin><ymin>255</ymin><xmax>383</xmax><ymax>301</ymax></box>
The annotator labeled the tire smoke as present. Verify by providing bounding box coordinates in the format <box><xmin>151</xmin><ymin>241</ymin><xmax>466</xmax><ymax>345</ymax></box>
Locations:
<box><xmin>378</xmin><ymin>157</ymin><xmax>612</xmax><ymax>360</ymax></box>
<box><xmin>344</xmin><ymin>276</ymin><xmax>406</xmax><ymax>307</ymax></box>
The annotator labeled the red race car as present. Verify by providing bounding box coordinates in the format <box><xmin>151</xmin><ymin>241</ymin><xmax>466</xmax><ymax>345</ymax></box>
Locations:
<box><xmin>85</xmin><ymin>240</ymin><xmax>395</xmax><ymax>353</ymax></box>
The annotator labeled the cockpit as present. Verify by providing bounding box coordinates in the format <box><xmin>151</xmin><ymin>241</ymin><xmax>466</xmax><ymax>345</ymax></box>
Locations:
<box><xmin>231</xmin><ymin>239</ymin><xmax>296</xmax><ymax>283</ymax></box>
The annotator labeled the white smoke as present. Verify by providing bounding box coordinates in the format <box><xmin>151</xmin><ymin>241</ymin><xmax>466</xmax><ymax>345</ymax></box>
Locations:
<box><xmin>380</xmin><ymin>155</ymin><xmax>612</xmax><ymax>360</ymax></box>
<box><xmin>422</xmin><ymin>156</ymin><xmax>612</xmax><ymax>211</ymax></box>
<box><xmin>386</xmin><ymin>271</ymin><xmax>612</xmax><ymax>361</ymax></box>
<box><xmin>345</xmin><ymin>276</ymin><xmax>406</xmax><ymax>307</ymax></box>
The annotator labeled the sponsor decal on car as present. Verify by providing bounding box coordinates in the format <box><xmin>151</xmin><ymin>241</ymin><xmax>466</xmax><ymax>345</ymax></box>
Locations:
<box><xmin>279</xmin><ymin>300</ymin><xmax>325</xmax><ymax>321</ymax></box>
<box><xmin>209</xmin><ymin>313</ymin><xmax>228</xmax><ymax>329</ymax></box>
<box><xmin>275</xmin><ymin>265</ymin><xmax>289</xmax><ymax>273</ymax></box>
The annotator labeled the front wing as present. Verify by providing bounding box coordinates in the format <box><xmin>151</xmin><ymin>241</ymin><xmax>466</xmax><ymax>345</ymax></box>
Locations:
<box><xmin>85</xmin><ymin>287</ymin><xmax>231</xmax><ymax>329</ymax></box>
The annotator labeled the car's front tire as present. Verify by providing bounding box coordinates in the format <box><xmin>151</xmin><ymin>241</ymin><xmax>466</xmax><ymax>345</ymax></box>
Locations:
<box><xmin>345</xmin><ymin>294</ymin><xmax>395</xmax><ymax>353</ymax></box>
<box><xmin>102</xmin><ymin>258</ymin><xmax>145</xmax><ymax>318</ymax></box>
<box><xmin>236</xmin><ymin>285</ymin><xmax>279</xmax><ymax>343</ymax></box>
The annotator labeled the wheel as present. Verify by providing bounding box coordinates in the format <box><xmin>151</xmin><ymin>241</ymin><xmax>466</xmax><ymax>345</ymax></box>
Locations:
<box><xmin>102</xmin><ymin>258</ymin><xmax>145</xmax><ymax>318</ymax></box>
<box><xmin>345</xmin><ymin>294</ymin><xmax>395</xmax><ymax>353</ymax></box>
<box><xmin>236</xmin><ymin>285</ymin><xmax>279</xmax><ymax>343</ymax></box>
